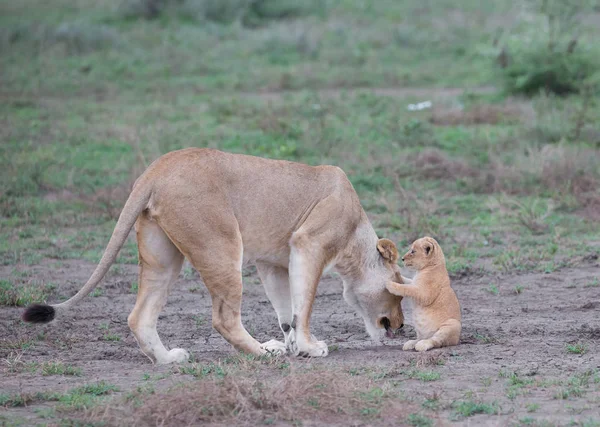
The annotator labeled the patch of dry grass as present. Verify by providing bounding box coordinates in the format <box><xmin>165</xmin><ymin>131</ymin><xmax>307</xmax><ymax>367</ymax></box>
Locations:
<box><xmin>86</xmin><ymin>369</ymin><xmax>417</xmax><ymax>426</ymax></box>
<box><xmin>430</xmin><ymin>102</ymin><xmax>529</xmax><ymax>126</ymax></box>
<box><xmin>401</xmin><ymin>144</ymin><xmax>600</xmax><ymax>218</ymax></box>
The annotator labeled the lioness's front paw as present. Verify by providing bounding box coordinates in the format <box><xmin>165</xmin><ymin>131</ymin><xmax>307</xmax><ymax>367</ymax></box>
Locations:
<box><xmin>285</xmin><ymin>328</ymin><xmax>298</xmax><ymax>354</ymax></box>
<box><xmin>403</xmin><ymin>340</ymin><xmax>418</xmax><ymax>351</ymax></box>
<box><xmin>157</xmin><ymin>348</ymin><xmax>190</xmax><ymax>365</ymax></box>
<box><xmin>260</xmin><ymin>339</ymin><xmax>287</xmax><ymax>355</ymax></box>
<box><xmin>296</xmin><ymin>340</ymin><xmax>329</xmax><ymax>358</ymax></box>
<box><xmin>415</xmin><ymin>340</ymin><xmax>434</xmax><ymax>352</ymax></box>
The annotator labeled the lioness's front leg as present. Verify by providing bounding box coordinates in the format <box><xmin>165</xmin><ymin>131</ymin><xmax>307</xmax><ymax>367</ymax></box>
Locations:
<box><xmin>287</xmin><ymin>232</ymin><xmax>329</xmax><ymax>358</ymax></box>
<box><xmin>256</xmin><ymin>262</ymin><xmax>292</xmax><ymax>355</ymax></box>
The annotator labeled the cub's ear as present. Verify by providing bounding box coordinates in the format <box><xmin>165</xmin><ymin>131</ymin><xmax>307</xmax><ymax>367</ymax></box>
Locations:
<box><xmin>423</xmin><ymin>236</ymin><xmax>436</xmax><ymax>256</ymax></box>
<box><xmin>377</xmin><ymin>239</ymin><xmax>399</xmax><ymax>263</ymax></box>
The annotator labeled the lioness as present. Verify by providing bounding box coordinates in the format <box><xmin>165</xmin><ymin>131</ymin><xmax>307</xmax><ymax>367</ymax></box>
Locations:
<box><xmin>22</xmin><ymin>148</ymin><xmax>405</xmax><ymax>364</ymax></box>
<box><xmin>386</xmin><ymin>237</ymin><xmax>461</xmax><ymax>352</ymax></box>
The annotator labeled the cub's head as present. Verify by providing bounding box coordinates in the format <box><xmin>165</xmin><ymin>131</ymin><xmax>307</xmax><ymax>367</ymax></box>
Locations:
<box><xmin>402</xmin><ymin>236</ymin><xmax>445</xmax><ymax>270</ymax></box>
<box><xmin>343</xmin><ymin>238</ymin><xmax>404</xmax><ymax>341</ymax></box>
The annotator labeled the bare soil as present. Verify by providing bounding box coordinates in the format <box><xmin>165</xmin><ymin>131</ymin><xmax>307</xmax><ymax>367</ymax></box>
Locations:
<box><xmin>1</xmin><ymin>254</ymin><xmax>600</xmax><ymax>425</ymax></box>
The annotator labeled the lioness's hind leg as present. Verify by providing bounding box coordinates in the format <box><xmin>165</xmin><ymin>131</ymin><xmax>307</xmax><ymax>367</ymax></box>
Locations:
<box><xmin>128</xmin><ymin>215</ymin><xmax>187</xmax><ymax>365</ymax></box>
<box><xmin>415</xmin><ymin>319</ymin><xmax>461</xmax><ymax>352</ymax></box>
<box><xmin>187</xmin><ymin>235</ymin><xmax>263</xmax><ymax>356</ymax></box>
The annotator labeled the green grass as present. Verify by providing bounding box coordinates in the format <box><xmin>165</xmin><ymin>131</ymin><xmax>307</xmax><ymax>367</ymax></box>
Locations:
<box><xmin>179</xmin><ymin>362</ymin><xmax>226</xmax><ymax>379</ymax></box>
<box><xmin>408</xmin><ymin>370</ymin><xmax>441</xmax><ymax>382</ymax></box>
<box><xmin>41</xmin><ymin>361</ymin><xmax>83</xmax><ymax>377</ymax></box>
<box><xmin>452</xmin><ymin>400</ymin><xmax>500</xmax><ymax>418</ymax></box>
<box><xmin>407</xmin><ymin>413</ymin><xmax>434</xmax><ymax>427</ymax></box>
<box><xmin>43</xmin><ymin>381</ymin><xmax>120</xmax><ymax>411</ymax></box>
<box><xmin>566</xmin><ymin>343</ymin><xmax>587</xmax><ymax>355</ymax></box>
<box><xmin>584</xmin><ymin>278</ymin><xmax>600</xmax><ymax>288</ymax></box>
<box><xmin>0</xmin><ymin>279</ymin><xmax>56</xmax><ymax>306</ymax></box>
<box><xmin>0</xmin><ymin>382</ymin><xmax>118</xmax><ymax>410</ymax></box>
<box><xmin>485</xmin><ymin>284</ymin><xmax>499</xmax><ymax>295</ymax></box>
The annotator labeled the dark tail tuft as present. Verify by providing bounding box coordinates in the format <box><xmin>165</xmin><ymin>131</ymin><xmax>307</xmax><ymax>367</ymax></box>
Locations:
<box><xmin>22</xmin><ymin>304</ymin><xmax>56</xmax><ymax>323</ymax></box>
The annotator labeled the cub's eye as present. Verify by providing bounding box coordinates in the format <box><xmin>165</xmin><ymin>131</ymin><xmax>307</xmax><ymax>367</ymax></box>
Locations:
<box><xmin>410</xmin><ymin>250</ymin><xmax>415</xmax><ymax>254</ymax></box>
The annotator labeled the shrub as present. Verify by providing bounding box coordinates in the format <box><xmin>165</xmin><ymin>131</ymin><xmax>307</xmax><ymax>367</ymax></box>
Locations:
<box><xmin>500</xmin><ymin>47</ymin><xmax>598</xmax><ymax>96</ymax></box>
<box><xmin>118</xmin><ymin>0</ymin><xmax>324</xmax><ymax>26</ymax></box>
<box><xmin>497</xmin><ymin>0</ymin><xmax>600</xmax><ymax>96</ymax></box>
<box><xmin>1</xmin><ymin>23</ymin><xmax>120</xmax><ymax>55</ymax></box>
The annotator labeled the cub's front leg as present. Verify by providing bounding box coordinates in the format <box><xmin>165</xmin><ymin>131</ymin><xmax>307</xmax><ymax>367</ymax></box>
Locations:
<box><xmin>386</xmin><ymin>281</ymin><xmax>435</xmax><ymax>306</ymax></box>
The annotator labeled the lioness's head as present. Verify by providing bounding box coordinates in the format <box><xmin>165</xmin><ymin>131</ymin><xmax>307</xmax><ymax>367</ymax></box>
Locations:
<box><xmin>402</xmin><ymin>236</ymin><xmax>445</xmax><ymax>270</ymax></box>
<box><xmin>342</xmin><ymin>238</ymin><xmax>404</xmax><ymax>341</ymax></box>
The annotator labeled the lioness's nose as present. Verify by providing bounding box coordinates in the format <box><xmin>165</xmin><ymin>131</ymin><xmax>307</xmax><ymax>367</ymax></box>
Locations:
<box><xmin>401</xmin><ymin>257</ymin><xmax>405</xmax><ymax>261</ymax></box>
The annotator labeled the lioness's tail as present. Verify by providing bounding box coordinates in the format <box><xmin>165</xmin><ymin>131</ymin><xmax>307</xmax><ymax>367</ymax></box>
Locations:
<box><xmin>22</xmin><ymin>173</ymin><xmax>154</xmax><ymax>324</ymax></box>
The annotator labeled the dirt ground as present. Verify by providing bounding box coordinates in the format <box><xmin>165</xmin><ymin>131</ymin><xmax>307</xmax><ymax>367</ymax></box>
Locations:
<box><xmin>1</xmin><ymin>250</ymin><xmax>600</xmax><ymax>425</ymax></box>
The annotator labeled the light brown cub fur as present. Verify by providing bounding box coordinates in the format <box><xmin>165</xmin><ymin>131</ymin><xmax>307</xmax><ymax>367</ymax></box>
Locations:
<box><xmin>386</xmin><ymin>237</ymin><xmax>461</xmax><ymax>352</ymax></box>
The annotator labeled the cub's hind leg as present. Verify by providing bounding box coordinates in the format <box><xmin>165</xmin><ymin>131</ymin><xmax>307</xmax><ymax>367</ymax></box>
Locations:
<box><xmin>128</xmin><ymin>214</ymin><xmax>187</xmax><ymax>365</ymax></box>
<box><xmin>415</xmin><ymin>319</ymin><xmax>461</xmax><ymax>352</ymax></box>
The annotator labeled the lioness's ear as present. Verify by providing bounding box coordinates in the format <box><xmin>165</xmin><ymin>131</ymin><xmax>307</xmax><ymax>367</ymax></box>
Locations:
<box><xmin>377</xmin><ymin>239</ymin><xmax>399</xmax><ymax>263</ymax></box>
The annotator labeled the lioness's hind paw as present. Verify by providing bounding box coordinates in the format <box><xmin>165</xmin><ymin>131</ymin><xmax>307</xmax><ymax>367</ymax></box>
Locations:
<box><xmin>260</xmin><ymin>339</ymin><xmax>287</xmax><ymax>355</ymax></box>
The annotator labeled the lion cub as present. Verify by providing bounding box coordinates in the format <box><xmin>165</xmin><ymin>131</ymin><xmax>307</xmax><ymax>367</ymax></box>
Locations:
<box><xmin>386</xmin><ymin>237</ymin><xmax>461</xmax><ymax>352</ymax></box>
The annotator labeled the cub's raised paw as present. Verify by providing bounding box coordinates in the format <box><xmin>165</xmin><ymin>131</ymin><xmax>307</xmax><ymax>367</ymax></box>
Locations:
<box><xmin>260</xmin><ymin>339</ymin><xmax>287</xmax><ymax>355</ymax></box>
<box><xmin>415</xmin><ymin>340</ymin><xmax>435</xmax><ymax>352</ymax></box>
<box><xmin>403</xmin><ymin>340</ymin><xmax>418</xmax><ymax>351</ymax></box>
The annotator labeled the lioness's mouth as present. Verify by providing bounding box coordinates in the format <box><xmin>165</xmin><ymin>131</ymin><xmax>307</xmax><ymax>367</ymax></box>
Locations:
<box><xmin>381</xmin><ymin>317</ymin><xmax>394</xmax><ymax>338</ymax></box>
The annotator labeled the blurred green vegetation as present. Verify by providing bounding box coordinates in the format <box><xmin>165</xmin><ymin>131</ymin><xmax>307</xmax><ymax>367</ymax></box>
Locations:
<box><xmin>1</xmin><ymin>0</ymin><xmax>599</xmax><ymax>273</ymax></box>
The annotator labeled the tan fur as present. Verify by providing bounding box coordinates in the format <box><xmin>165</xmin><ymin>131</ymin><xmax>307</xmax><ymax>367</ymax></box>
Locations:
<box><xmin>386</xmin><ymin>237</ymin><xmax>461</xmax><ymax>352</ymax></box>
<box><xmin>30</xmin><ymin>148</ymin><xmax>406</xmax><ymax>364</ymax></box>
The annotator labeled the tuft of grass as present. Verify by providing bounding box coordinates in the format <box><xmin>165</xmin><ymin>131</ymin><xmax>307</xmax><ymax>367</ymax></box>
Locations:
<box><xmin>99</xmin><ymin>323</ymin><xmax>121</xmax><ymax>342</ymax></box>
<box><xmin>43</xmin><ymin>381</ymin><xmax>120</xmax><ymax>411</ymax></box>
<box><xmin>514</xmin><ymin>285</ymin><xmax>524</xmax><ymax>294</ymax></box>
<box><xmin>452</xmin><ymin>400</ymin><xmax>500</xmax><ymax>418</ymax></box>
<box><xmin>0</xmin><ymin>392</ymin><xmax>34</xmax><ymax>407</ymax></box>
<box><xmin>0</xmin><ymin>279</ymin><xmax>56</xmax><ymax>306</ymax></box>
<box><xmin>485</xmin><ymin>284</ymin><xmax>499</xmax><ymax>296</ymax></box>
<box><xmin>408</xmin><ymin>370</ymin><xmax>441</xmax><ymax>382</ymax></box>
<box><xmin>41</xmin><ymin>361</ymin><xmax>82</xmax><ymax>376</ymax></box>
<box><xmin>566</xmin><ymin>343</ymin><xmax>587</xmax><ymax>355</ymax></box>
<box><xmin>193</xmin><ymin>315</ymin><xmax>206</xmax><ymax>328</ymax></box>
<box><xmin>90</xmin><ymin>288</ymin><xmax>103</xmax><ymax>297</ymax></box>
<box><xmin>102</xmin><ymin>333</ymin><xmax>121</xmax><ymax>342</ymax></box>
<box><xmin>179</xmin><ymin>362</ymin><xmax>226</xmax><ymax>379</ymax></box>
<box><xmin>407</xmin><ymin>413</ymin><xmax>433</xmax><ymax>427</ymax></box>
<box><xmin>584</xmin><ymin>278</ymin><xmax>599</xmax><ymax>288</ymax></box>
